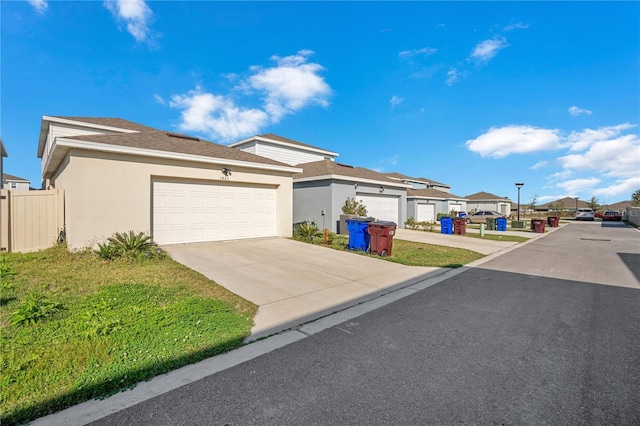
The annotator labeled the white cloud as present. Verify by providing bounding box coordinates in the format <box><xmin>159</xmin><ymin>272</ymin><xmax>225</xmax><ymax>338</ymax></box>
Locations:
<box><xmin>503</xmin><ymin>22</ymin><xmax>529</xmax><ymax>32</ymax></box>
<box><xmin>556</xmin><ymin>178</ymin><xmax>601</xmax><ymax>194</ymax></box>
<box><xmin>169</xmin><ymin>87</ymin><xmax>269</xmax><ymax>141</ymax></box>
<box><xmin>465</xmin><ymin>125</ymin><xmax>563</xmax><ymax>158</ymax></box>
<box><xmin>446</xmin><ymin>68</ymin><xmax>464</xmax><ymax>86</ymax></box>
<box><xmin>531</xmin><ymin>161</ymin><xmax>548</xmax><ymax>170</ymax></box>
<box><xmin>168</xmin><ymin>50</ymin><xmax>332</xmax><ymax>141</ymax></box>
<box><xmin>593</xmin><ymin>176</ymin><xmax>640</xmax><ymax>199</ymax></box>
<box><xmin>153</xmin><ymin>94</ymin><xmax>165</xmax><ymax>105</ymax></box>
<box><xmin>104</xmin><ymin>0</ymin><xmax>154</xmax><ymax>44</ymax></box>
<box><xmin>398</xmin><ymin>47</ymin><xmax>437</xmax><ymax>59</ymax></box>
<box><xmin>390</xmin><ymin>95</ymin><xmax>404</xmax><ymax>108</ymax></box>
<box><xmin>248</xmin><ymin>50</ymin><xmax>331</xmax><ymax>122</ymax></box>
<box><xmin>568</xmin><ymin>106</ymin><xmax>592</xmax><ymax>116</ymax></box>
<box><xmin>28</xmin><ymin>0</ymin><xmax>48</xmax><ymax>13</ymax></box>
<box><xmin>559</xmin><ymin>133</ymin><xmax>640</xmax><ymax>178</ymax></box>
<box><xmin>469</xmin><ymin>37</ymin><xmax>509</xmax><ymax>64</ymax></box>
<box><xmin>566</xmin><ymin>123</ymin><xmax>636</xmax><ymax>152</ymax></box>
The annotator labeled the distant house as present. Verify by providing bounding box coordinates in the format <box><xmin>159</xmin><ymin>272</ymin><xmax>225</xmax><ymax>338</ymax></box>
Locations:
<box><xmin>293</xmin><ymin>160</ymin><xmax>410</xmax><ymax>232</ymax></box>
<box><xmin>536</xmin><ymin>197</ymin><xmax>589</xmax><ymax>212</ymax></box>
<box><xmin>385</xmin><ymin>172</ymin><xmax>451</xmax><ymax>193</ymax></box>
<box><xmin>406</xmin><ymin>188</ymin><xmax>467</xmax><ymax>222</ymax></box>
<box><xmin>602</xmin><ymin>200</ymin><xmax>633</xmax><ymax>211</ymax></box>
<box><xmin>466</xmin><ymin>192</ymin><xmax>512</xmax><ymax>216</ymax></box>
<box><xmin>2</xmin><ymin>173</ymin><xmax>30</xmax><ymax>191</ymax></box>
<box><xmin>229</xmin><ymin>134</ymin><xmax>338</xmax><ymax>166</ymax></box>
<box><xmin>0</xmin><ymin>138</ymin><xmax>6</xmax><ymax>189</ymax></box>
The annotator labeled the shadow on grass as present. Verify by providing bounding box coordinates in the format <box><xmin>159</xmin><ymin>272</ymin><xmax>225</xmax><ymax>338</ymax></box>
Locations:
<box><xmin>2</xmin><ymin>335</ymin><xmax>248</xmax><ymax>426</ymax></box>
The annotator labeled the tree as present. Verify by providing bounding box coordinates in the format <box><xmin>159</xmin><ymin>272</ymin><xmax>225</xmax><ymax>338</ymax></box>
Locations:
<box><xmin>632</xmin><ymin>189</ymin><xmax>640</xmax><ymax>207</ymax></box>
<box><xmin>528</xmin><ymin>194</ymin><xmax>538</xmax><ymax>216</ymax></box>
<box><xmin>587</xmin><ymin>195</ymin><xmax>600</xmax><ymax>210</ymax></box>
<box><xmin>341</xmin><ymin>197</ymin><xmax>367</xmax><ymax>216</ymax></box>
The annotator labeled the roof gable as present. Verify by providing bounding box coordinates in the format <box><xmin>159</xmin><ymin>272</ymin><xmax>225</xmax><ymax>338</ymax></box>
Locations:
<box><xmin>466</xmin><ymin>191</ymin><xmax>510</xmax><ymax>201</ymax></box>
<box><xmin>296</xmin><ymin>160</ymin><xmax>408</xmax><ymax>187</ymax></box>
<box><xmin>229</xmin><ymin>133</ymin><xmax>338</xmax><ymax>157</ymax></box>
<box><xmin>2</xmin><ymin>173</ymin><xmax>29</xmax><ymax>182</ymax></box>
<box><xmin>407</xmin><ymin>188</ymin><xmax>464</xmax><ymax>199</ymax></box>
<box><xmin>49</xmin><ymin>116</ymin><xmax>160</xmax><ymax>132</ymax></box>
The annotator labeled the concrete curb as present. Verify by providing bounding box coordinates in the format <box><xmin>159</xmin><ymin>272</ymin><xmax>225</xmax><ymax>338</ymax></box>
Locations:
<box><xmin>30</xmin><ymin>225</ymin><xmax>561</xmax><ymax>426</ymax></box>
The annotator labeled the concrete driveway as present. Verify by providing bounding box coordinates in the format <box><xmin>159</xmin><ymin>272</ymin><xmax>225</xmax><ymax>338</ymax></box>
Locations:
<box><xmin>163</xmin><ymin>238</ymin><xmax>439</xmax><ymax>340</ymax></box>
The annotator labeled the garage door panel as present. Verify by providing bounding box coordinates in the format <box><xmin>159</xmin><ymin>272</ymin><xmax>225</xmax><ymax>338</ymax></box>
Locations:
<box><xmin>153</xmin><ymin>180</ymin><xmax>277</xmax><ymax>245</ymax></box>
<box><xmin>356</xmin><ymin>194</ymin><xmax>399</xmax><ymax>224</ymax></box>
<box><xmin>417</xmin><ymin>204</ymin><xmax>435</xmax><ymax>222</ymax></box>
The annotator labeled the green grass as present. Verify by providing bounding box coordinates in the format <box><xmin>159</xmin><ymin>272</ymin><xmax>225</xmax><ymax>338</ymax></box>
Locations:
<box><xmin>309</xmin><ymin>234</ymin><xmax>484</xmax><ymax>268</ymax></box>
<box><xmin>462</xmin><ymin>233</ymin><xmax>529</xmax><ymax>242</ymax></box>
<box><xmin>0</xmin><ymin>245</ymin><xmax>257</xmax><ymax>426</ymax></box>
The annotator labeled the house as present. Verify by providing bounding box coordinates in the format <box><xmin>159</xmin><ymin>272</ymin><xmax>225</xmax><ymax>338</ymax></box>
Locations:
<box><xmin>2</xmin><ymin>173</ymin><xmax>31</xmax><ymax>191</ymax></box>
<box><xmin>536</xmin><ymin>197</ymin><xmax>589</xmax><ymax>212</ymax></box>
<box><xmin>37</xmin><ymin>116</ymin><xmax>301</xmax><ymax>250</ymax></box>
<box><xmin>406</xmin><ymin>188</ymin><xmax>468</xmax><ymax>222</ymax></box>
<box><xmin>465</xmin><ymin>192</ymin><xmax>512</xmax><ymax>216</ymax></box>
<box><xmin>229</xmin><ymin>134</ymin><xmax>338</xmax><ymax>166</ymax></box>
<box><xmin>385</xmin><ymin>172</ymin><xmax>451</xmax><ymax>193</ymax></box>
<box><xmin>0</xmin><ymin>138</ymin><xmax>6</xmax><ymax>189</ymax></box>
<box><xmin>230</xmin><ymin>134</ymin><xmax>410</xmax><ymax>231</ymax></box>
<box><xmin>293</xmin><ymin>160</ymin><xmax>410</xmax><ymax>232</ymax></box>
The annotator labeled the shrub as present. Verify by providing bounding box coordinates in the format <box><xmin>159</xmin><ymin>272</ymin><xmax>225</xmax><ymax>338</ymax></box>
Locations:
<box><xmin>1</xmin><ymin>256</ymin><xmax>17</xmax><ymax>281</ymax></box>
<box><xmin>437</xmin><ymin>213</ymin><xmax>452</xmax><ymax>221</ymax></box>
<box><xmin>294</xmin><ymin>221</ymin><xmax>322</xmax><ymax>243</ymax></box>
<box><xmin>95</xmin><ymin>231</ymin><xmax>163</xmax><ymax>260</ymax></box>
<box><xmin>405</xmin><ymin>217</ymin><xmax>419</xmax><ymax>230</ymax></box>
<box><xmin>10</xmin><ymin>291</ymin><xmax>64</xmax><ymax>326</ymax></box>
<box><xmin>342</xmin><ymin>197</ymin><xmax>367</xmax><ymax>216</ymax></box>
<box><xmin>420</xmin><ymin>221</ymin><xmax>436</xmax><ymax>232</ymax></box>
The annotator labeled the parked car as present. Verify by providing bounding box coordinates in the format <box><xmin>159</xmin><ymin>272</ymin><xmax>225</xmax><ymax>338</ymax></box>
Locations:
<box><xmin>465</xmin><ymin>210</ymin><xmax>504</xmax><ymax>224</ymax></box>
<box><xmin>602</xmin><ymin>210</ymin><xmax>622</xmax><ymax>221</ymax></box>
<box><xmin>595</xmin><ymin>211</ymin><xmax>604</xmax><ymax>218</ymax></box>
<box><xmin>575</xmin><ymin>208</ymin><xmax>595</xmax><ymax>221</ymax></box>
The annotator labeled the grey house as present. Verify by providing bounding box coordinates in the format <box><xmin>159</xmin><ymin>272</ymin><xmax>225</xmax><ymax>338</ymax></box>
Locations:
<box><xmin>385</xmin><ymin>172</ymin><xmax>451</xmax><ymax>193</ymax></box>
<box><xmin>406</xmin><ymin>188</ymin><xmax>468</xmax><ymax>222</ymax></box>
<box><xmin>294</xmin><ymin>160</ymin><xmax>410</xmax><ymax>232</ymax></box>
<box><xmin>466</xmin><ymin>191</ymin><xmax>512</xmax><ymax>216</ymax></box>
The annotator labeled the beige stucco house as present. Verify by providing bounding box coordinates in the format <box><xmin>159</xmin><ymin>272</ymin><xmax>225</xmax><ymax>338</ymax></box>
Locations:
<box><xmin>2</xmin><ymin>173</ymin><xmax>31</xmax><ymax>191</ymax></box>
<box><xmin>37</xmin><ymin>116</ymin><xmax>301</xmax><ymax>250</ymax></box>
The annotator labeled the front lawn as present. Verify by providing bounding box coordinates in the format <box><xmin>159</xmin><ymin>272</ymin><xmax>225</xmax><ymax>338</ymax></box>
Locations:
<box><xmin>309</xmin><ymin>234</ymin><xmax>484</xmax><ymax>268</ymax></box>
<box><xmin>0</xmin><ymin>245</ymin><xmax>257</xmax><ymax>426</ymax></box>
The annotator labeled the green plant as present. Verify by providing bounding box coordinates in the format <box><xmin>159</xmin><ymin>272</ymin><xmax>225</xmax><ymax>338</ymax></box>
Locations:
<box><xmin>405</xmin><ymin>217</ymin><xmax>419</xmax><ymax>230</ymax></box>
<box><xmin>1</xmin><ymin>257</ymin><xmax>17</xmax><ymax>281</ymax></box>
<box><xmin>341</xmin><ymin>197</ymin><xmax>367</xmax><ymax>216</ymax></box>
<box><xmin>437</xmin><ymin>212</ymin><xmax>452</xmax><ymax>221</ymax></box>
<box><xmin>419</xmin><ymin>221</ymin><xmax>435</xmax><ymax>232</ymax></box>
<box><xmin>10</xmin><ymin>292</ymin><xmax>64</xmax><ymax>326</ymax></box>
<box><xmin>94</xmin><ymin>242</ymin><xmax>122</xmax><ymax>260</ymax></box>
<box><xmin>294</xmin><ymin>221</ymin><xmax>322</xmax><ymax>243</ymax></box>
<box><xmin>108</xmin><ymin>231</ymin><xmax>158</xmax><ymax>256</ymax></box>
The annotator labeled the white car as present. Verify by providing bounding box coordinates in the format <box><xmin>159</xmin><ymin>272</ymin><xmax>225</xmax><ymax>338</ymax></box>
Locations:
<box><xmin>576</xmin><ymin>208</ymin><xmax>595</xmax><ymax>221</ymax></box>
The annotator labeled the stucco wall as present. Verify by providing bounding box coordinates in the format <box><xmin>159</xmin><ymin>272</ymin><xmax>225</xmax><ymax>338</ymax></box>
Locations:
<box><xmin>625</xmin><ymin>207</ymin><xmax>640</xmax><ymax>226</ymax></box>
<box><xmin>294</xmin><ymin>179</ymin><xmax>407</xmax><ymax>233</ymax></box>
<box><xmin>53</xmin><ymin>149</ymin><xmax>295</xmax><ymax>249</ymax></box>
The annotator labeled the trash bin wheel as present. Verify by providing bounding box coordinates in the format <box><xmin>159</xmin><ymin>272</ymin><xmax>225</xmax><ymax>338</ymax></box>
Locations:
<box><xmin>466</xmin><ymin>218</ymin><xmax>471</xmax><ymax>224</ymax></box>
<box><xmin>380</xmin><ymin>249</ymin><xmax>388</xmax><ymax>257</ymax></box>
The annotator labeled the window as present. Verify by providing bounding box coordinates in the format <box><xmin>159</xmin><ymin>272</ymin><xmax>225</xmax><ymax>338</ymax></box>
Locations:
<box><xmin>11</xmin><ymin>182</ymin><xmax>16</xmax><ymax>188</ymax></box>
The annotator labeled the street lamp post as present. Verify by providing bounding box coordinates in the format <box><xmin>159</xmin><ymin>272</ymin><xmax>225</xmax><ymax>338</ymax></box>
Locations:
<box><xmin>574</xmin><ymin>197</ymin><xmax>579</xmax><ymax>218</ymax></box>
<box><xmin>515</xmin><ymin>183</ymin><xmax>524</xmax><ymax>221</ymax></box>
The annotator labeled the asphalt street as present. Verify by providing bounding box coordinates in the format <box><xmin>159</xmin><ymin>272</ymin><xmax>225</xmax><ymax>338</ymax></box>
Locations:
<box><xmin>90</xmin><ymin>222</ymin><xmax>640</xmax><ymax>425</ymax></box>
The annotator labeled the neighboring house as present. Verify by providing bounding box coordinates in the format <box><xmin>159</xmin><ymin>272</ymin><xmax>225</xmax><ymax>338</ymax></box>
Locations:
<box><xmin>293</xmin><ymin>160</ymin><xmax>410</xmax><ymax>232</ymax></box>
<box><xmin>385</xmin><ymin>172</ymin><xmax>451</xmax><ymax>193</ymax></box>
<box><xmin>602</xmin><ymin>200</ymin><xmax>632</xmax><ymax>211</ymax></box>
<box><xmin>406</xmin><ymin>188</ymin><xmax>468</xmax><ymax>222</ymax></box>
<box><xmin>536</xmin><ymin>197</ymin><xmax>589</xmax><ymax>212</ymax></box>
<box><xmin>2</xmin><ymin>173</ymin><xmax>31</xmax><ymax>191</ymax></box>
<box><xmin>466</xmin><ymin>192</ymin><xmax>512</xmax><ymax>216</ymax></box>
<box><xmin>0</xmin><ymin>138</ymin><xmax>6</xmax><ymax>189</ymax></box>
<box><xmin>37</xmin><ymin>116</ymin><xmax>300</xmax><ymax>250</ymax></box>
<box><xmin>229</xmin><ymin>133</ymin><xmax>338</xmax><ymax>166</ymax></box>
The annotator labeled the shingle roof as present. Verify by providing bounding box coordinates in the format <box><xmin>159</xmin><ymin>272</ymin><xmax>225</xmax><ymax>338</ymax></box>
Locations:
<box><xmin>51</xmin><ymin>116</ymin><xmax>160</xmax><ymax>132</ymax></box>
<box><xmin>466</xmin><ymin>191</ymin><xmax>510</xmax><ymax>201</ymax></box>
<box><xmin>2</xmin><ymin>173</ymin><xmax>29</xmax><ymax>182</ymax></box>
<box><xmin>385</xmin><ymin>172</ymin><xmax>450</xmax><ymax>188</ymax></box>
<box><xmin>63</xmin><ymin>131</ymin><xmax>293</xmax><ymax>167</ymax></box>
<box><xmin>407</xmin><ymin>188</ymin><xmax>465</xmax><ymax>199</ymax></box>
<box><xmin>296</xmin><ymin>160</ymin><xmax>401</xmax><ymax>184</ymax></box>
<box><xmin>607</xmin><ymin>200</ymin><xmax>633</xmax><ymax>209</ymax></box>
<box><xmin>537</xmin><ymin>197</ymin><xmax>588</xmax><ymax>209</ymax></box>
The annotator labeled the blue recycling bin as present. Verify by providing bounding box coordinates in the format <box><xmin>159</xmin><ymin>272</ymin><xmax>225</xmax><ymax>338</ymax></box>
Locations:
<box><xmin>440</xmin><ymin>217</ymin><xmax>453</xmax><ymax>234</ymax></box>
<box><xmin>346</xmin><ymin>218</ymin><xmax>374</xmax><ymax>251</ymax></box>
<box><xmin>496</xmin><ymin>217</ymin><xmax>507</xmax><ymax>231</ymax></box>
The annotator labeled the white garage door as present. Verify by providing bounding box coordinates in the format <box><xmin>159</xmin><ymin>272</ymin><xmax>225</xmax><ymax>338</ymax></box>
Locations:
<box><xmin>356</xmin><ymin>194</ymin><xmax>399</xmax><ymax>224</ymax></box>
<box><xmin>416</xmin><ymin>204</ymin><xmax>435</xmax><ymax>222</ymax></box>
<box><xmin>153</xmin><ymin>180</ymin><xmax>277</xmax><ymax>245</ymax></box>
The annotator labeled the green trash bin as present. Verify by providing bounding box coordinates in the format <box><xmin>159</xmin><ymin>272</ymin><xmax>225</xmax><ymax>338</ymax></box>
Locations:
<box><xmin>486</xmin><ymin>217</ymin><xmax>496</xmax><ymax>230</ymax></box>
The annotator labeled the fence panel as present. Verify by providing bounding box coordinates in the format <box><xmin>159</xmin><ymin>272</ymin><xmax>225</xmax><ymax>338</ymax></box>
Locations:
<box><xmin>0</xmin><ymin>189</ymin><xmax>64</xmax><ymax>253</ymax></box>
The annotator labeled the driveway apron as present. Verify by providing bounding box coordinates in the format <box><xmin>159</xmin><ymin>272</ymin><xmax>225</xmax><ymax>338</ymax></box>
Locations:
<box><xmin>163</xmin><ymin>238</ymin><xmax>439</xmax><ymax>339</ymax></box>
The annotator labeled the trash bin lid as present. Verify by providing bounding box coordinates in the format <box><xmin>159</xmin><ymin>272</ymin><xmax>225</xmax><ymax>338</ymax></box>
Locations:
<box><xmin>346</xmin><ymin>217</ymin><xmax>375</xmax><ymax>223</ymax></box>
<box><xmin>369</xmin><ymin>221</ymin><xmax>397</xmax><ymax>227</ymax></box>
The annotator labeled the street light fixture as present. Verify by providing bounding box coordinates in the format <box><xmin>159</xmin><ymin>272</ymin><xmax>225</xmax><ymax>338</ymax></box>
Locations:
<box><xmin>515</xmin><ymin>183</ymin><xmax>524</xmax><ymax>221</ymax></box>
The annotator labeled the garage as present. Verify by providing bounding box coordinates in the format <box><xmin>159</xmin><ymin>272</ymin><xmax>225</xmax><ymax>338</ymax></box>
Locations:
<box><xmin>416</xmin><ymin>203</ymin><xmax>436</xmax><ymax>222</ymax></box>
<box><xmin>153</xmin><ymin>180</ymin><xmax>277</xmax><ymax>245</ymax></box>
<box><xmin>356</xmin><ymin>194</ymin><xmax>399</xmax><ymax>224</ymax></box>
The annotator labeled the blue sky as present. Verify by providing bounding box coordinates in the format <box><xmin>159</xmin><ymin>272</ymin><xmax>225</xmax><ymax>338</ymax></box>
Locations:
<box><xmin>2</xmin><ymin>1</ymin><xmax>639</xmax><ymax>206</ymax></box>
